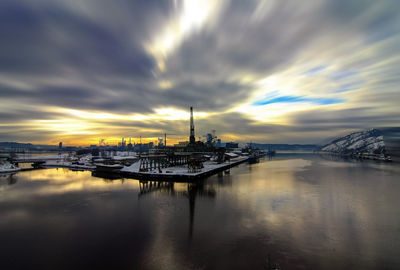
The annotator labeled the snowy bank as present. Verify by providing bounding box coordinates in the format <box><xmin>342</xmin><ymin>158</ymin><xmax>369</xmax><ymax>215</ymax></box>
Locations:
<box><xmin>0</xmin><ymin>162</ymin><xmax>21</xmax><ymax>174</ymax></box>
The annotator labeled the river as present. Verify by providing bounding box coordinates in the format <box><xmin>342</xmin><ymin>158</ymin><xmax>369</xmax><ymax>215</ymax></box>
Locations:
<box><xmin>0</xmin><ymin>154</ymin><xmax>399</xmax><ymax>269</ymax></box>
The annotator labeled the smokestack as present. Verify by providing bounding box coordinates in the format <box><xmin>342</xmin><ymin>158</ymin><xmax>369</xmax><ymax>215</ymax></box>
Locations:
<box><xmin>190</xmin><ymin>106</ymin><xmax>195</xmax><ymax>144</ymax></box>
<box><xmin>164</xmin><ymin>133</ymin><xmax>167</xmax><ymax>147</ymax></box>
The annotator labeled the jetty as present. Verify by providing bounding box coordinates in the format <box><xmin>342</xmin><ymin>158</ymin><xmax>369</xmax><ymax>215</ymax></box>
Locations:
<box><xmin>121</xmin><ymin>156</ymin><xmax>249</xmax><ymax>181</ymax></box>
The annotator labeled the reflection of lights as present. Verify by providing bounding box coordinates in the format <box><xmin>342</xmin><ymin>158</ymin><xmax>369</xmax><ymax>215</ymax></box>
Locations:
<box><xmin>1</xmin><ymin>169</ymin><xmax>139</xmax><ymax>199</ymax></box>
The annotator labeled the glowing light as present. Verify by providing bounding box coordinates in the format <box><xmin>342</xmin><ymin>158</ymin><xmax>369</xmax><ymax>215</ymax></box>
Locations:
<box><xmin>158</xmin><ymin>80</ymin><xmax>173</xmax><ymax>89</ymax></box>
<box><xmin>45</xmin><ymin>107</ymin><xmax>211</xmax><ymax>122</ymax></box>
<box><xmin>231</xmin><ymin>65</ymin><xmax>353</xmax><ymax>124</ymax></box>
<box><xmin>145</xmin><ymin>0</ymin><xmax>227</xmax><ymax>72</ymax></box>
<box><xmin>11</xmin><ymin>106</ymin><xmax>212</xmax><ymax>145</ymax></box>
<box><xmin>132</xmin><ymin>107</ymin><xmax>209</xmax><ymax>121</ymax></box>
<box><xmin>31</xmin><ymin>119</ymin><xmax>98</xmax><ymax>135</ymax></box>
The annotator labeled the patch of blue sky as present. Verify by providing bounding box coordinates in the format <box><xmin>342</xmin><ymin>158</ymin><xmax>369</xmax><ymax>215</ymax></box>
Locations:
<box><xmin>253</xmin><ymin>95</ymin><xmax>344</xmax><ymax>106</ymax></box>
<box><xmin>303</xmin><ymin>65</ymin><xmax>327</xmax><ymax>75</ymax></box>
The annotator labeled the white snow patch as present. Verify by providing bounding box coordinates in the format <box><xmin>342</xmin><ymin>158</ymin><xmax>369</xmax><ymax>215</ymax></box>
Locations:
<box><xmin>0</xmin><ymin>162</ymin><xmax>21</xmax><ymax>173</ymax></box>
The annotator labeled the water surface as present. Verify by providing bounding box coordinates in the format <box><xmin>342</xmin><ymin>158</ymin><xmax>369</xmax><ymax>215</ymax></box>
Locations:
<box><xmin>1</xmin><ymin>154</ymin><xmax>399</xmax><ymax>269</ymax></box>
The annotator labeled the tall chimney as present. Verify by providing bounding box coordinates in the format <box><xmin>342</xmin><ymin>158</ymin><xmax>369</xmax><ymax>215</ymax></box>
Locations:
<box><xmin>190</xmin><ymin>106</ymin><xmax>195</xmax><ymax>144</ymax></box>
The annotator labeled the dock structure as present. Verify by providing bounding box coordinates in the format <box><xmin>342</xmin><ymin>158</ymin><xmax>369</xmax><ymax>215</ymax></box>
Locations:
<box><xmin>122</xmin><ymin>157</ymin><xmax>249</xmax><ymax>181</ymax></box>
<box><xmin>138</xmin><ymin>181</ymin><xmax>175</xmax><ymax>196</ymax></box>
<box><xmin>138</xmin><ymin>153</ymin><xmax>192</xmax><ymax>171</ymax></box>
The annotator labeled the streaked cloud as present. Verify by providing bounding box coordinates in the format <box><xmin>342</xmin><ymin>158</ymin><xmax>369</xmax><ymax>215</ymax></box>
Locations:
<box><xmin>0</xmin><ymin>0</ymin><xmax>399</xmax><ymax>145</ymax></box>
<box><xmin>145</xmin><ymin>0</ymin><xmax>228</xmax><ymax>72</ymax></box>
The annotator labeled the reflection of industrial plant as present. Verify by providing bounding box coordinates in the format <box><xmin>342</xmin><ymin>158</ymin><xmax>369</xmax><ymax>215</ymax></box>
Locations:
<box><xmin>138</xmin><ymin>180</ymin><xmax>216</xmax><ymax>240</ymax></box>
<box><xmin>0</xmin><ymin>174</ymin><xmax>17</xmax><ymax>185</ymax></box>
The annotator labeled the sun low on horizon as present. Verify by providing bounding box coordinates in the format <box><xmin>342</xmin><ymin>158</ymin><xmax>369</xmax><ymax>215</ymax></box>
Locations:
<box><xmin>0</xmin><ymin>0</ymin><xmax>399</xmax><ymax>146</ymax></box>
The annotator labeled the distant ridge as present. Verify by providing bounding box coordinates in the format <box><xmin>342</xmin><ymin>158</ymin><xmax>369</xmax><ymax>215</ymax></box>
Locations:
<box><xmin>317</xmin><ymin>128</ymin><xmax>400</xmax><ymax>159</ymax></box>
<box><xmin>0</xmin><ymin>142</ymin><xmax>58</xmax><ymax>150</ymax></box>
<box><xmin>0</xmin><ymin>142</ymin><xmax>35</xmax><ymax>148</ymax></box>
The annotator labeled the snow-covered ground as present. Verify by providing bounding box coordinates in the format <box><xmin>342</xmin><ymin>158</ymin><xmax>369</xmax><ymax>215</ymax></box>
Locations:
<box><xmin>43</xmin><ymin>155</ymin><xmax>96</xmax><ymax>170</ymax></box>
<box><xmin>320</xmin><ymin>128</ymin><xmax>385</xmax><ymax>155</ymax></box>
<box><xmin>121</xmin><ymin>161</ymin><xmax>141</xmax><ymax>173</ymax></box>
<box><xmin>111</xmin><ymin>151</ymin><xmax>138</xmax><ymax>160</ymax></box>
<box><xmin>77</xmin><ymin>154</ymin><xmax>92</xmax><ymax>163</ymax></box>
<box><xmin>121</xmin><ymin>157</ymin><xmax>248</xmax><ymax>176</ymax></box>
<box><xmin>0</xmin><ymin>162</ymin><xmax>21</xmax><ymax>174</ymax></box>
<box><xmin>111</xmin><ymin>156</ymin><xmax>138</xmax><ymax>161</ymax></box>
<box><xmin>43</xmin><ymin>161</ymin><xmax>96</xmax><ymax>170</ymax></box>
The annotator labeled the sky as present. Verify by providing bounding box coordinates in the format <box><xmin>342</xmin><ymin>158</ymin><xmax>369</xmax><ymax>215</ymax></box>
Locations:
<box><xmin>0</xmin><ymin>0</ymin><xmax>399</xmax><ymax>146</ymax></box>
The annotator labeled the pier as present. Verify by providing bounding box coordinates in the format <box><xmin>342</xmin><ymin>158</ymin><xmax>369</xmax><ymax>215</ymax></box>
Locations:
<box><xmin>138</xmin><ymin>153</ymin><xmax>191</xmax><ymax>171</ymax></box>
<box><xmin>121</xmin><ymin>157</ymin><xmax>249</xmax><ymax>181</ymax></box>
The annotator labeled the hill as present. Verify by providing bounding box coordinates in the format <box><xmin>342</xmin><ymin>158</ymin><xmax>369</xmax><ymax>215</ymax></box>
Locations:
<box><xmin>317</xmin><ymin>128</ymin><xmax>400</xmax><ymax>160</ymax></box>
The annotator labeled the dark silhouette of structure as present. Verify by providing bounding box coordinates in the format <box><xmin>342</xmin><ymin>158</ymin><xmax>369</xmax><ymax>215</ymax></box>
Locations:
<box><xmin>190</xmin><ymin>106</ymin><xmax>195</xmax><ymax>144</ymax></box>
<box><xmin>138</xmin><ymin>180</ymin><xmax>216</xmax><ymax>241</ymax></box>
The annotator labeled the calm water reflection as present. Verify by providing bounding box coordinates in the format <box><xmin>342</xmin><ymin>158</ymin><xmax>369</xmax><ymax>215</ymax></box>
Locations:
<box><xmin>0</xmin><ymin>154</ymin><xmax>399</xmax><ymax>269</ymax></box>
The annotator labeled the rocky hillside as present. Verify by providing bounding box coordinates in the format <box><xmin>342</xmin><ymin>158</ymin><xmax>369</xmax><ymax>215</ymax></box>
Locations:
<box><xmin>318</xmin><ymin>128</ymin><xmax>385</xmax><ymax>155</ymax></box>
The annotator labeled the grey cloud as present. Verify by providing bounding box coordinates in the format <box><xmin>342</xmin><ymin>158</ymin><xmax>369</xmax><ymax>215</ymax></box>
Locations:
<box><xmin>0</xmin><ymin>1</ymin><xmax>156</xmax><ymax>77</ymax></box>
<box><xmin>0</xmin><ymin>129</ymin><xmax>58</xmax><ymax>142</ymax></box>
<box><xmin>0</xmin><ymin>0</ymin><xmax>399</xmax><ymax>143</ymax></box>
<box><xmin>291</xmin><ymin>107</ymin><xmax>400</xmax><ymax>129</ymax></box>
<box><xmin>164</xmin><ymin>1</ymin><xmax>328</xmax><ymax>81</ymax></box>
<box><xmin>166</xmin><ymin>0</ymin><xmax>400</xmax><ymax>78</ymax></box>
<box><xmin>0</xmin><ymin>109</ymin><xmax>66</xmax><ymax>123</ymax></box>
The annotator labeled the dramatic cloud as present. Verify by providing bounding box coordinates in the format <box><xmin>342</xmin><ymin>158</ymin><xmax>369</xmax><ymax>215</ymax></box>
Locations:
<box><xmin>0</xmin><ymin>0</ymin><xmax>399</xmax><ymax>145</ymax></box>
